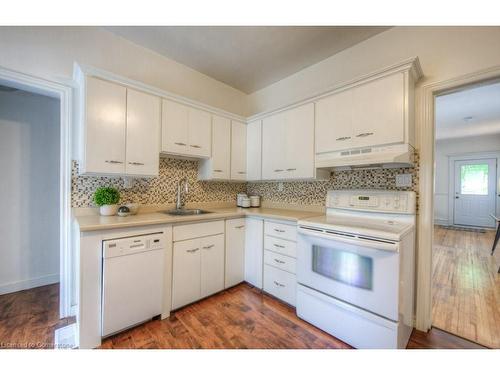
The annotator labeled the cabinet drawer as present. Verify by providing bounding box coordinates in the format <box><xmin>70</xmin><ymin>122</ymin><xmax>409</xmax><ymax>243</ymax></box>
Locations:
<box><xmin>264</xmin><ymin>250</ymin><xmax>296</xmax><ymax>274</ymax></box>
<box><xmin>263</xmin><ymin>264</ymin><xmax>296</xmax><ymax>306</ymax></box>
<box><xmin>264</xmin><ymin>235</ymin><xmax>297</xmax><ymax>258</ymax></box>
<box><xmin>264</xmin><ymin>221</ymin><xmax>297</xmax><ymax>242</ymax></box>
<box><xmin>173</xmin><ymin>220</ymin><xmax>224</xmax><ymax>242</ymax></box>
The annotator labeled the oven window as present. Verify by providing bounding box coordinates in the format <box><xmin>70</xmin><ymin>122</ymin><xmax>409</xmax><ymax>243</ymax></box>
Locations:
<box><xmin>312</xmin><ymin>245</ymin><xmax>373</xmax><ymax>290</ymax></box>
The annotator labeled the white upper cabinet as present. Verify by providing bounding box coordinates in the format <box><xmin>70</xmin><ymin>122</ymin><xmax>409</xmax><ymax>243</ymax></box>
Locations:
<box><xmin>83</xmin><ymin>76</ymin><xmax>127</xmax><ymax>175</ymax></box>
<box><xmin>315</xmin><ymin>70</ymin><xmax>415</xmax><ymax>155</ymax></box>
<box><xmin>315</xmin><ymin>89</ymin><xmax>353</xmax><ymax>153</ymax></box>
<box><xmin>80</xmin><ymin>76</ymin><xmax>160</xmax><ymax>177</ymax></box>
<box><xmin>198</xmin><ymin>115</ymin><xmax>231</xmax><ymax>180</ymax></box>
<box><xmin>161</xmin><ymin>99</ymin><xmax>211</xmax><ymax>159</ymax></box>
<box><xmin>351</xmin><ymin>73</ymin><xmax>405</xmax><ymax>148</ymax></box>
<box><xmin>262</xmin><ymin>103</ymin><xmax>324</xmax><ymax>180</ymax></box>
<box><xmin>230</xmin><ymin>120</ymin><xmax>247</xmax><ymax>181</ymax></box>
<box><xmin>125</xmin><ymin>88</ymin><xmax>161</xmax><ymax>176</ymax></box>
<box><xmin>246</xmin><ymin>120</ymin><xmax>262</xmax><ymax>181</ymax></box>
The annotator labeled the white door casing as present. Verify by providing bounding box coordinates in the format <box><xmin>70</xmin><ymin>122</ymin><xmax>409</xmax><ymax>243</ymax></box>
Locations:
<box><xmin>453</xmin><ymin>158</ymin><xmax>497</xmax><ymax>228</ymax></box>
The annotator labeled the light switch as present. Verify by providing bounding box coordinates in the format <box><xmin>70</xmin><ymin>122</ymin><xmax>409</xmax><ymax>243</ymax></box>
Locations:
<box><xmin>395</xmin><ymin>174</ymin><xmax>412</xmax><ymax>188</ymax></box>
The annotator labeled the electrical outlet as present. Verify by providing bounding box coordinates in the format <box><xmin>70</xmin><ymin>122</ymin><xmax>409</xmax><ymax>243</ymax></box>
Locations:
<box><xmin>395</xmin><ymin>174</ymin><xmax>412</xmax><ymax>188</ymax></box>
<box><xmin>277</xmin><ymin>182</ymin><xmax>284</xmax><ymax>192</ymax></box>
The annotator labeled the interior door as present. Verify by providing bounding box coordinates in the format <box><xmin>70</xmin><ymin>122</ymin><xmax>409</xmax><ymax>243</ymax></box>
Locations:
<box><xmin>454</xmin><ymin>158</ymin><xmax>497</xmax><ymax>227</ymax></box>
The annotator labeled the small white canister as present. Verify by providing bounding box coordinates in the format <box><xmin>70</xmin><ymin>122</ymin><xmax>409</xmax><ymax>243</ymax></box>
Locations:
<box><xmin>241</xmin><ymin>197</ymin><xmax>251</xmax><ymax>208</ymax></box>
<box><xmin>237</xmin><ymin>193</ymin><xmax>248</xmax><ymax>207</ymax></box>
<box><xmin>249</xmin><ymin>195</ymin><xmax>261</xmax><ymax>207</ymax></box>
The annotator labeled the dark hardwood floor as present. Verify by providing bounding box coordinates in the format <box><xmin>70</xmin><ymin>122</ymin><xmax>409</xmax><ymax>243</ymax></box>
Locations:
<box><xmin>0</xmin><ymin>283</ymin><xmax>75</xmax><ymax>349</ymax></box>
<box><xmin>101</xmin><ymin>283</ymin><xmax>486</xmax><ymax>349</ymax></box>
<box><xmin>0</xmin><ymin>282</ymin><xmax>488</xmax><ymax>349</ymax></box>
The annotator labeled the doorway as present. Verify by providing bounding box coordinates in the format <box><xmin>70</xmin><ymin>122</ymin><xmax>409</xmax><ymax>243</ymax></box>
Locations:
<box><xmin>432</xmin><ymin>80</ymin><xmax>500</xmax><ymax>348</ymax></box>
<box><xmin>0</xmin><ymin>67</ymin><xmax>74</xmax><ymax>349</ymax></box>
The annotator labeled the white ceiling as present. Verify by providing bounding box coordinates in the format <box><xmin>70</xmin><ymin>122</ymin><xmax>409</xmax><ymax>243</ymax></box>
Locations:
<box><xmin>104</xmin><ymin>26</ymin><xmax>390</xmax><ymax>93</ymax></box>
<box><xmin>435</xmin><ymin>81</ymin><xmax>500</xmax><ymax>140</ymax></box>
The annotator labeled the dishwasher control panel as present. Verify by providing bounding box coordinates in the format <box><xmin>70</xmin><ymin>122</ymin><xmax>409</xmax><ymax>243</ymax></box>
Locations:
<box><xmin>103</xmin><ymin>233</ymin><xmax>164</xmax><ymax>258</ymax></box>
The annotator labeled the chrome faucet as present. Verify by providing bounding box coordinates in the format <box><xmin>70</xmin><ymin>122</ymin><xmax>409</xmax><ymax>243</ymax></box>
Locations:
<box><xmin>176</xmin><ymin>177</ymin><xmax>189</xmax><ymax>210</ymax></box>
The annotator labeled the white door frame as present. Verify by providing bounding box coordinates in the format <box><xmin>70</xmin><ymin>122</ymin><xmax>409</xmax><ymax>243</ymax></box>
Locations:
<box><xmin>0</xmin><ymin>65</ymin><xmax>73</xmax><ymax>318</ymax></box>
<box><xmin>448</xmin><ymin>152</ymin><xmax>500</xmax><ymax>228</ymax></box>
<box><xmin>416</xmin><ymin>65</ymin><xmax>500</xmax><ymax>331</ymax></box>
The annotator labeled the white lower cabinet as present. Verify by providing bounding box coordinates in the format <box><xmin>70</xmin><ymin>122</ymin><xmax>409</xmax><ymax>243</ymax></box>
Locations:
<box><xmin>200</xmin><ymin>234</ymin><xmax>225</xmax><ymax>298</ymax></box>
<box><xmin>171</xmin><ymin>221</ymin><xmax>225</xmax><ymax>309</ymax></box>
<box><xmin>172</xmin><ymin>238</ymin><xmax>201</xmax><ymax>310</ymax></box>
<box><xmin>263</xmin><ymin>264</ymin><xmax>297</xmax><ymax>306</ymax></box>
<box><xmin>225</xmin><ymin>218</ymin><xmax>246</xmax><ymax>288</ymax></box>
<box><xmin>244</xmin><ymin>217</ymin><xmax>264</xmax><ymax>288</ymax></box>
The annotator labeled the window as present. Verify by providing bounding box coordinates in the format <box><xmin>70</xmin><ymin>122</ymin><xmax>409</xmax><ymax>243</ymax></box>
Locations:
<box><xmin>460</xmin><ymin>164</ymin><xmax>489</xmax><ymax>195</ymax></box>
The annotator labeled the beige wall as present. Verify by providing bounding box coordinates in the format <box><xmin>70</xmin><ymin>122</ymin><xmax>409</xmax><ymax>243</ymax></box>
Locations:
<box><xmin>246</xmin><ymin>26</ymin><xmax>500</xmax><ymax>116</ymax></box>
<box><xmin>0</xmin><ymin>27</ymin><xmax>248</xmax><ymax>115</ymax></box>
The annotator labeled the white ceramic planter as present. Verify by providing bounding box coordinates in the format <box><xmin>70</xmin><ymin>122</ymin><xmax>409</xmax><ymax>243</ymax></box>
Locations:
<box><xmin>99</xmin><ymin>204</ymin><xmax>119</xmax><ymax>216</ymax></box>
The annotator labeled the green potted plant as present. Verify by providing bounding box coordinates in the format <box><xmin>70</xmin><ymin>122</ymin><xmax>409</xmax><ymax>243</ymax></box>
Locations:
<box><xmin>93</xmin><ymin>187</ymin><xmax>120</xmax><ymax>216</ymax></box>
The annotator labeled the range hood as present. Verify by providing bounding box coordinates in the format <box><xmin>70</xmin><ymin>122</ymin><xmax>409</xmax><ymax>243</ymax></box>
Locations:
<box><xmin>315</xmin><ymin>143</ymin><xmax>415</xmax><ymax>170</ymax></box>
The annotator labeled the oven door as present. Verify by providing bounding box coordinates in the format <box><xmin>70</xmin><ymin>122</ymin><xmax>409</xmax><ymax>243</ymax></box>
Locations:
<box><xmin>297</xmin><ymin>227</ymin><xmax>400</xmax><ymax>321</ymax></box>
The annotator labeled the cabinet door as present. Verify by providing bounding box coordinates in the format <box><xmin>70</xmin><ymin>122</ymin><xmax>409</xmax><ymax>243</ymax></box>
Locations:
<box><xmin>246</xmin><ymin>120</ymin><xmax>262</xmax><ymax>181</ymax></box>
<box><xmin>352</xmin><ymin>73</ymin><xmax>405</xmax><ymax>148</ymax></box>
<box><xmin>188</xmin><ymin>108</ymin><xmax>211</xmax><ymax>158</ymax></box>
<box><xmin>284</xmin><ymin>103</ymin><xmax>315</xmax><ymax>179</ymax></box>
<box><xmin>85</xmin><ymin>76</ymin><xmax>126</xmax><ymax>174</ymax></box>
<box><xmin>262</xmin><ymin>112</ymin><xmax>286</xmax><ymax>180</ymax></box>
<box><xmin>244</xmin><ymin>218</ymin><xmax>264</xmax><ymax>289</ymax></box>
<box><xmin>200</xmin><ymin>234</ymin><xmax>225</xmax><ymax>298</ymax></box>
<box><xmin>315</xmin><ymin>89</ymin><xmax>353</xmax><ymax>153</ymax></box>
<box><xmin>211</xmin><ymin>115</ymin><xmax>231</xmax><ymax>179</ymax></box>
<box><xmin>161</xmin><ymin>99</ymin><xmax>189</xmax><ymax>155</ymax></box>
<box><xmin>230</xmin><ymin>120</ymin><xmax>247</xmax><ymax>180</ymax></box>
<box><xmin>125</xmin><ymin>89</ymin><xmax>161</xmax><ymax>176</ymax></box>
<box><xmin>172</xmin><ymin>238</ymin><xmax>201</xmax><ymax>309</ymax></box>
<box><xmin>225</xmin><ymin>219</ymin><xmax>246</xmax><ymax>288</ymax></box>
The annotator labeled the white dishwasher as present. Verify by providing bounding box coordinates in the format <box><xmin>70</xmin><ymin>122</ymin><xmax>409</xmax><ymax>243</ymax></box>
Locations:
<box><xmin>102</xmin><ymin>232</ymin><xmax>165</xmax><ymax>337</ymax></box>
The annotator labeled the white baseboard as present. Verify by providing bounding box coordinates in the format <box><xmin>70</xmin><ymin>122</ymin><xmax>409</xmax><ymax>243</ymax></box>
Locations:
<box><xmin>434</xmin><ymin>218</ymin><xmax>449</xmax><ymax>226</ymax></box>
<box><xmin>0</xmin><ymin>273</ymin><xmax>59</xmax><ymax>295</ymax></box>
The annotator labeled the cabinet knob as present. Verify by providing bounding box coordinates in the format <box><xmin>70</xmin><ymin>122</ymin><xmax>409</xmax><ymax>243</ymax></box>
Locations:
<box><xmin>174</xmin><ymin>142</ymin><xmax>187</xmax><ymax>146</ymax></box>
<box><xmin>235</xmin><ymin>225</ymin><xmax>245</xmax><ymax>229</ymax></box>
<box><xmin>286</xmin><ymin>168</ymin><xmax>296</xmax><ymax>171</ymax></box>
<box><xmin>274</xmin><ymin>258</ymin><xmax>285</xmax><ymax>264</ymax></box>
<box><xmin>336</xmin><ymin>136</ymin><xmax>351</xmax><ymax>141</ymax></box>
<box><xmin>274</xmin><ymin>169</ymin><xmax>283</xmax><ymax>172</ymax></box>
<box><xmin>128</xmin><ymin>162</ymin><xmax>145</xmax><ymax>166</ymax></box>
<box><xmin>190</xmin><ymin>144</ymin><xmax>201</xmax><ymax>149</ymax></box>
<box><xmin>202</xmin><ymin>244</ymin><xmax>215</xmax><ymax>249</ymax></box>
<box><xmin>186</xmin><ymin>248</ymin><xmax>199</xmax><ymax>253</ymax></box>
<box><xmin>105</xmin><ymin>160</ymin><xmax>124</xmax><ymax>164</ymax></box>
<box><xmin>273</xmin><ymin>281</ymin><xmax>285</xmax><ymax>287</ymax></box>
<box><xmin>238</xmin><ymin>171</ymin><xmax>246</xmax><ymax>174</ymax></box>
<box><xmin>214</xmin><ymin>169</ymin><xmax>223</xmax><ymax>172</ymax></box>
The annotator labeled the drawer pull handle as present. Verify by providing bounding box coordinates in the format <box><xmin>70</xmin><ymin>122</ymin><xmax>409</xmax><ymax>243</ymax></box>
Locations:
<box><xmin>105</xmin><ymin>160</ymin><xmax>124</xmax><ymax>164</ymax></box>
<box><xmin>238</xmin><ymin>171</ymin><xmax>246</xmax><ymax>174</ymax></box>
<box><xmin>214</xmin><ymin>169</ymin><xmax>223</xmax><ymax>172</ymax></box>
<box><xmin>336</xmin><ymin>136</ymin><xmax>351</xmax><ymax>141</ymax></box>
<box><xmin>235</xmin><ymin>225</ymin><xmax>245</xmax><ymax>229</ymax></box>
<box><xmin>202</xmin><ymin>244</ymin><xmax>215</xmax><ymax>249</ymax></box>
<box><xmin>174</xmin><ymin>142</ymin><xmax>187</xmax><ymax>146</ymax></box>
<box><xmin>274</xmin><ymin>229</ymin><xmax>285</xmax><ymax>233</ymax></box>
<box><xmin>190</xmin><ymin>144</ymin><xmax>201</xmax><ymax>148</ymax></box>
<box><xmin>274</xmin><ymin>258</ymin><xmax>285</xmax><ymax>264</ymax></box>
<box><xmin>186</xmin><ymin>248</ymin><xmax>199</xmax><ymax>253</ymax></box>
<box><xmin>274</xmin><ymin>281</ymin><xmax>285</xmax><ymax>287</ymax></box>
<box><xmin>356</xmin><ymin>132</ymin><xmax>374</xmax><ymax>138</ymax></box>
<box><xmin>273</xmin><ymin>244</ymin><xmax>285</xmax><ymax>248</ymax></box>
<box><xmin>286</xmin><ymin>168</ymin><xmax>296</xmax><ymax>171</ymax></box>
<box><xmin>128</xmin><ymin>162</ymin><xmax>144</xmax><ymax>166</ymax></box>
<box><xmin>274</xmin><ymin>169</ymin><xmax>283</xmax><ymax>172</ymax></box>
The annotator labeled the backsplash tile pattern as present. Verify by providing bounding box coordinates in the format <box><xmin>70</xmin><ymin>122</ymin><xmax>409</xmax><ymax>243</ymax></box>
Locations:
<box><xmin>72</xmin><ymin>154</ymin><xmax>419</xmax><ymax>208</ymax></box>
<box><xmin>71</xmin><ymin>158</ymin><xmax>246</xmax><ymax>208</ymax></box>
<box><xmin>247</xmin><ymin>156</ymin><xmax>419</xmax><ymax>206</ymax></box>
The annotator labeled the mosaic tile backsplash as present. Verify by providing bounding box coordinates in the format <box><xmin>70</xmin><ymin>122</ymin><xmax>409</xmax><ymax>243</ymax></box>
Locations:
<box><xmin>72</xmin><ymin>155</ymin><xmax>418</xmax><ymax>208</ymax></box>
<box><xmin>71</xmin><ymin>158</ymin><xmax>247</xmax><ymax>208</ymax></box>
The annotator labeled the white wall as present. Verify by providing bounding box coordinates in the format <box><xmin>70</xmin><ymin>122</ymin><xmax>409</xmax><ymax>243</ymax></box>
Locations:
<box><xmin>246</xmin><ymin>26</ymin><xmax>500</xmax><ymax>117</ymax></box>
<box><xmin>0</xmin><ymin>27</ymin><xmax>248</xmax><ymax>116</ymax></box>
<box><xmin>0</xmin><ymin>90</ymin><xmax>60</xmax><ymax>294</ymax></box>
<box><xmin>434</xmin><ymin>134</ymin><xmax>500</xmax><ymax>224</ymax></box>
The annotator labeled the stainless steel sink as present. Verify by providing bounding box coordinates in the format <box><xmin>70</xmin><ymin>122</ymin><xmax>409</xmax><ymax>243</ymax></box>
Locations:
<box><xmin>164</xmin><ymin>209</ymin><xmax>212</xmax><ymax>216</ymax></box>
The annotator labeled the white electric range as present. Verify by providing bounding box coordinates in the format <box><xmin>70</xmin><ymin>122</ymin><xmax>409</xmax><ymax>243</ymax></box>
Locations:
<box><xmin>296</xmin><ymin>190</ymin><xmax>416</xmax><ymax>349</ymax></box>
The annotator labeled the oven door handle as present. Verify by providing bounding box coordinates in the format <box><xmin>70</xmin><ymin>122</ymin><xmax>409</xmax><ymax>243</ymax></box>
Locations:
<box><xmin>298</xmin><ymin>227</ymin><xmax>399</xmax><ymax>252</ymax></box>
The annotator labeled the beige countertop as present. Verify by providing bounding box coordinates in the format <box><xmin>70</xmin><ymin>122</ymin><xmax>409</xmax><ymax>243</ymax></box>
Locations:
<box><xmin>74</xmin><ymin>206</ymin><xmax>322</xmax><ymax>232</ymax></box>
